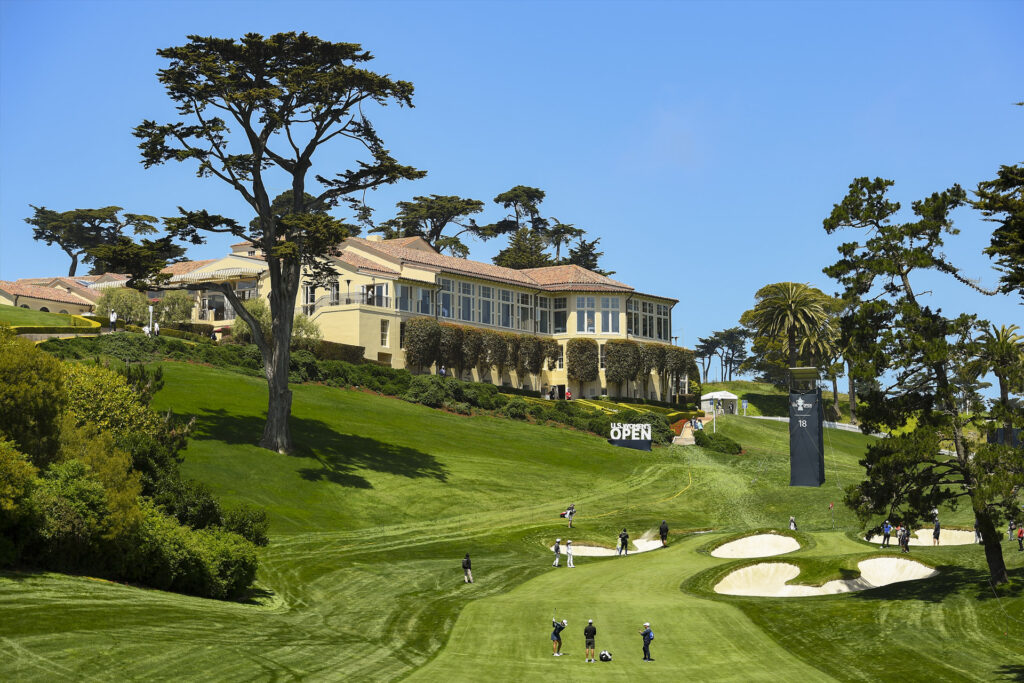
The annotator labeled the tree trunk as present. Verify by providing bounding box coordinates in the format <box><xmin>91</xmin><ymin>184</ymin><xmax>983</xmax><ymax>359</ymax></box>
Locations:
<box><xmin>846</xmin><ymin>358</ymin><xmax>857</xmax><ymax>424</ymax></box>
<box><xmin>788</xmin><ymin>328</ymin><xmax>797</xmax><ymax>368</ymax></box>
<box><xmin>258</xmin><ymin>254</ymin><xmax>299</xmax><ymax>453</ymax></box>
<box><xmin>975</xmin><ymin>510</ymin><xmax>1009</xmax><ymax>585</ymax></box>
<box><xmin>830</xmin><ymin>374</ymin><xmax>842</xmax><ymax>422</ymax></box>
<box><xmin>67</xmin><ymin>250</ymin><xmax>79</xmax><ymax>277</ymax></box>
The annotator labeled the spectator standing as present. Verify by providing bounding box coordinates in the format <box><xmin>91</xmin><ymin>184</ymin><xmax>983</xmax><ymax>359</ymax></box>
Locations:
<box><xmin>933</xmin><ymin>518</ymin><xmax>940</xmax><ymax>546</ymax></box>
<box><xmin>566</xmin><ymin>540</ymin><xmax>574</xmax><ymax>568</ymax></box>
<box><xmin>1017</xmin><ymin>524</ymin><xmax>1023</xmax><ymax>552</ymax></box>
<box><xmin>881</xmin><ymin>520</ymin><xmax>892</xmax><ymax>548</ymax></box>
<box><xmin>1009</xmin><ymin>520</ymin><xmax>1017</xmax><ymax>542</ymax></box>
<box><xmin>789</xmin><ymin>516</ymin><xmax>797</xmax><ymax>531</ymax></box>
<box><xmin>638</xmin><ymin>622</ymin><xmax>654</xmax><ymax>662</ymax></box>
<box><xmin>618</xmin><ymin>528</ymin><xmax>629</xmax><ymax>556</ymax></box>
<box><xmin>584</xmin><ymin>619</ymin><xmax>597</xmax><ymax>662</ymax></box>
<box><xmin>153</xmin><ymin>322</ymin><xmax>160</xmax><ymax>336</ymax></box>
<box><xmin>462</xmin><ymin>553</ymin><xmax>473</xmax><ymax>583</ymax></box>
<box><xmin>552</xmin><ymin>538</ymin><xmax>561</xmax><ymax>567</ymax></box>
<box><xmin>975</xmin><ymin>519</ymin><xmax>982</xmax><ymax>544</ymax></box>
<box><xmin>110</xmin><ymin>310</ymin><xmax>118</xmax><ymax>332</ymax></box>
<box><xmin>659</xmin><ymin>520</ymin><xmax>669</xmax><ymax>547</ymax></box>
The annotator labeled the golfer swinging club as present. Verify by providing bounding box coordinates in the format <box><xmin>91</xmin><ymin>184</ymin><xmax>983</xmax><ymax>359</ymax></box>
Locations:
<box><xmin>551</xmin><ymin>617</ymin><xmax>566</xmax><ymax>656</ymax></box>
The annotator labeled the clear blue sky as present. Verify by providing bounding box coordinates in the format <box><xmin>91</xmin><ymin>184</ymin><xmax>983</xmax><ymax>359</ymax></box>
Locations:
<box><xmin>1</xmin><ymin>0</ymin><xmax>1021</xmax><ymax>363</ymax></box>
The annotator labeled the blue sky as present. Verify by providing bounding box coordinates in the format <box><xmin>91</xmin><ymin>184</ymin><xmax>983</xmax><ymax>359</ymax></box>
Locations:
<box><xmin>1</xmin><ymin>0</ymin><xmax>1021</xmax><ymax>370</ymax></box>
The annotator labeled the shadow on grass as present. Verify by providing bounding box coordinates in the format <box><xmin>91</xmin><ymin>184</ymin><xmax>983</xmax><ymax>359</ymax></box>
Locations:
<box><xmin>236</xmin><ymin>585</ymin><xmax>276</xmax><ymax>606</ymax></box>
<box><xmin>192</xmin><ymin>409</ymin><xmax>448</xmax><ymax>489</ymax></box>
<box><xmin>996</xmin><ymin>665</ymin><xmax>1024</xmax><ymax>681</ymax></box>
<box><xmin>852</xmin><ymin>565</ymin><xmax>1024</xmax><ymax>603</ymax></box>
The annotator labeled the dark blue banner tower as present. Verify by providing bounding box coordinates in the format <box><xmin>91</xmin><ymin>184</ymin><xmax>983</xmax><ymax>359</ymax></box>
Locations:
<box><xmin>789</xmin><ymin>368</ymin><xmax>825</xmax><ymax>487</ymax></box>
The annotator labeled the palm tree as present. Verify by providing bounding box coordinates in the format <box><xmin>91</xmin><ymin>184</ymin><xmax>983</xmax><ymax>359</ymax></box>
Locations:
<box><xmin>746</xmin><ymin>282</ymin><xmax>832</xmax><ymax>370</ymax></box>
<box><xmin>978</xmin><ymin>323</ymin><xmax>1024</xmax><ymax>431</ymax></box>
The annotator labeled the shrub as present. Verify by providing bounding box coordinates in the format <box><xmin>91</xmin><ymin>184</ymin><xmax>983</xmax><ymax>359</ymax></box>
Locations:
<box><xmin>605</xmin><ymin>339</ymin><xmax>641</xmax><ymax>396</ymax></box>
<box><xmin>0</xmin><ymin>328</ymin><xmax>65</xmax><ymax>464</ymax></box>
<box><xmin>0</xmin><ymin>438</ymin><xmax>38</xmax><ymax>529</ymax></box>
<box><xmin>404</xmin><ymin>317</ymin><xmax>441</xmax><ymax>371</ymax></box>
<box><xmin>694</xmin><ymin>430</ymin><xmax>742</xmax><ymax>454</ymax></box>
<box><xmin>153</xmin><ymin>477</ymin><xmax>223</xmax><ymax>530</ymax></box>
<box><xmin>566</xmin><ymin>338</ymin><xmax>599</xmax><ymax>383</ymax></box>
<box><xmin>461</xmin><ymin>327</ymin><xmax>483</xmax><ymax>375</ymax></box>
<box><xmin>63</xmin><ymin>363</ymin><xmax>163</xmax><ymax>440</ymax></box>
<box><xmin>222</xmin><ymin>504</ymin><xmax>269</xmax><ymax>547</ymax></box>
<box><xmin>95</xmin><ymin>288</ymin><xmax>148</xmax><ymax>324</ymax></box>
<box><xmin>155</xmin><ymin>291</ymin><xmax>196</xmax><ymax>323</ymax></box>
<box><xmin>439</xmin><ymin>324</ymin><xmax>463</xmax><ymax>375</ymax></box>
<box><xmin>500</xmin><ymin>396</ymin><xmax>529</xmax><ymax>420</ymax></box>
<box><xmin>403</xmin><ymin>375</ymin><xmax>448</xmax><ymax>408</ymax></box>
<box><xmin>444</xmin><ymin>401</ymin><xmax>472</xmax><ymax>415</ymax></box>
<box><xmin>26</xmin><ymin>460</ymin><xmax>110</xmax><ymax>571</ymax></box>
<box><xmin>289</xmin><ymin>349</ymin><xmax>321</xmax><ymax>382</ymax></box>
<box><xmin>308</xmin><ymin>340</ymin><xmax>365</xmax><ymax>363</ymax></box>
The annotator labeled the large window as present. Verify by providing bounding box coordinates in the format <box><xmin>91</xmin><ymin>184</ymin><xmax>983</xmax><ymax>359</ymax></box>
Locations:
<box><xmin>642</xmin><ymin>301</ymin><xmax>653</xmax><ymax>338</ymax></box>
<box><xmin>479</xmin><ymin>285</ymin><xmax>494</xmax><ymax>326</ymax></box>
<box><xmin>576</xmin><ymin>296</ymin><xmax>596</xmax><ymax>333</ymax></box>
<box><xmin>600</xmin><ymin>296</ymin><xmax>620</xmax><ymax>333</ymax></box>
<box><xmin>397</xmin><ymin>284</ymin><xmax>412</xmax><ymax>312</ymax></box>
<box><xmin>416</xmin><ymin>287</ymin><xmax>432</xmax><ymax>315</ymax></box>
<box><xmin>380</xmin><ymin>319</ymin><xmax>390</xmax><ymax>347</ymax></box>
<box><xmin>556</xmin><ymin>344</ymin><xmax>564</xmax><ymax>369</ymax></box>
<box><xmin>439</xmin><ymin>279</ymin><xmax>454</xmax><ymax>319</ymax></box>
<box><xmin>328</xmin><ymin>280</ymin><xmax>340</xmax><ymax>305</ymax></box>
<box><xmin>627</xmin><ymin>298</ymin><xmax>638</xmax><ymax>335</ymax></box>
<box><xmin>599</xmin><ymin>343</ymin><xmax>606</xmax><ymax>369</ymax></box>
<box><xmin>517</xmin><ymin>292</ymin><xmax>532</xmax><ymax>331</ymax></box>
<box><xmin>537</xmin><ymin>296</ymin><xmax>550</xmax><ymax>334</ymax></box>
<box><xmin>498</xmin><ymin>289</ymin><xmax>513</xmax><ymax>328</ymax></box>
<box><xmin>656</xmin><ymin>304</ymin><xmax>670</xmax><ymax>341</ymax></box>
<box><xmin>459</xmin><ymin>281</ymin><xmax>475</xmax><ymax>322</ymax></box>
<box><xmin>553</xmin><ymin>297</ymin><xmax>567</xmax><ymax>333</ymax></box>
<box><xmin>302</xmin><ymin>284</ymin><xmax>316</xmax><ymax>315</ymax></box>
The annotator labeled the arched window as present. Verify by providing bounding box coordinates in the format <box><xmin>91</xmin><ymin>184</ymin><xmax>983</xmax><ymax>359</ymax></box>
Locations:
<box><xmin>39</xmin><ymin>307</ymin><xmax>49</xmax><ymax>312</ymax></box>
<box><xmin>19</xmin><ymin>304</ymin><xmax>28</xmax><ymax>309</ymax></box>
<box><xmin>59</xmin><ymin>310</ymin><xmax>69</xmax><ymax>314</ymax></box>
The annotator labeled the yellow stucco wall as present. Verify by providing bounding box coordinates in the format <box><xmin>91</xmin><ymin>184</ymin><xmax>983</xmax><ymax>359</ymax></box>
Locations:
<box><xmin>0</xmin><ymin>292</ymin><xmax>92</xmax><ymax>315</ymax></box>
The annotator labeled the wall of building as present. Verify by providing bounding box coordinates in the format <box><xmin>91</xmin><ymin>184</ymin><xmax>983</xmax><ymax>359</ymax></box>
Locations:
<box><xmin>0</xmin><ymin>292</ymin><xmax>92</xmax><ymax>315</ymax></box>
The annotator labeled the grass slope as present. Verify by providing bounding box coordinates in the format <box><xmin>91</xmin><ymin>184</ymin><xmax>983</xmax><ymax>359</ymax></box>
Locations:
<box><xmin>0</xmin><ymin>304</ymin><xmax>79</xmax><ymax>327</ymax></box>
<box><xmin>1</xmin><ymin>361</ymin><xmax>1021</xmax><ymax>681</ymax></box>
<box><xmin>703</xmin><ymin>379</ymin><xmax>855</xmax><ymax>421</ymax></box>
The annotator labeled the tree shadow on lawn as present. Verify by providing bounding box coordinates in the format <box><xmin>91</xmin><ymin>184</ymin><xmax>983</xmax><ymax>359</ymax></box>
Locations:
<box><xmin>192</xmin><ymin>409</ymin><xmax>448</xmax><ymax>489</ymax></box>
<box><xmin>995</xmin><ymin>665</ymin><xmax>1024</xmax><ymax>682</ymax></box>
<box><xmin>851</xmin><ymin>564</ymin><xmax>1024</xmax><ymax>603</ymax></box>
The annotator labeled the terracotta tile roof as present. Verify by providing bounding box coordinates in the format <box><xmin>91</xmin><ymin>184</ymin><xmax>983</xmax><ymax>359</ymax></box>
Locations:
<box><xmin>386</xmin><ymin>236</ymin><xmax>427</xmax><ymax>248</ymax></box>
<box><xmin>346</xmin><ymin>237</ymin><xmax>541</xmax><ymax>288</ymax></box>
<box><xmin>46</xmin><ymin>278</ymin><xmax>102</xmax><ymax>302</ymax></box>
<box><xmin>0</xmin><ymin>280</ymin><xmax>95</xmax><ymax>306</ymax></box>
<box><xmin>522</xmin><ymin>264</ymin><xmax>632</xmax><ymax>291</ymax></box>
<box><xmin>333</xmin><ymin>251</ymin><xmax>400</xmax><ymax>277</ymax></box>
<box><xmin>161</xmin><ymin>259</ymin><xmax>218</xmax><ymax>276</ymax></box>
<box><xmin>347</xmin><ymin>238</ymin><xmax>652</xmax><ymax>296</ymax></box>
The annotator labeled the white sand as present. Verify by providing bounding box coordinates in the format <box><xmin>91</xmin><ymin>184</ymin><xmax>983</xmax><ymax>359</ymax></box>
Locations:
<box><xmin>714</xmin><ymin>557</ymin><xmax>937</xmax><ymax>597</ymax></box>
<box><xmin>549</xmin><ymin>530</ymin><xmax>666</xmax><ymax>557</ymax></box>
<box><xmin>867</xmin><ymin>528</ymin><xmax>976</xmax><ymax>546</ymax></box>
<box><xmin>711</xmin><ymin>533</ymin><xmax>800</xmax><ymax>559</ymax></box>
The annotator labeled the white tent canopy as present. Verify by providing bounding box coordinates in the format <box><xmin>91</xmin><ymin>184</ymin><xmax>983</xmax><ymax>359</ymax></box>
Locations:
<box><xmin>701</xmin><ymin>390</ymin><xmax>739</xmax><ymax>415</ymax></box>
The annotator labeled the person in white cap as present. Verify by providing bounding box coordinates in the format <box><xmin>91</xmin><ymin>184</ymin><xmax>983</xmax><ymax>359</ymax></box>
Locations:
<box><xmin>639</xmin><ymin>622</ymin><xmax>654</xmax><ymax>661</ymax></box>
<box><xmin>566</xmin><ymin>540</ymin><xmax>574</xmax><ymax>568</ymax></box>
<box><xmin>551</xmin><ymin>618</ymin><xmax>566</xmax><ymax>656</ymax></box>
<box><xmin>584</xmin><ymin>619</ymin><xmax>596</xmax><ymax>662</ymax></box>
<box><xmin>552</xmin><ymin>538</ymin><xmax>561</xmax><ymax>567</ymax></box>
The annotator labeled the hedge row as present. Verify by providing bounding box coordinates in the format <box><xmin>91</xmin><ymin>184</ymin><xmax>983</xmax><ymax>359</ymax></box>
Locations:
<box><xmin>11</xmin><ymin>325</ymin><xmax>102</xmax><ymax>335</ymax></box>
<box><xmin>694</xmin><ymin>430</ymin><xmax>743</xmax><ymax>454</ymax></box>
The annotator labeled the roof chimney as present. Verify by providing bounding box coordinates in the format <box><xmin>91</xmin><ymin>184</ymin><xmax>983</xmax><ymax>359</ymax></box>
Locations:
<box><xmin>365</xmin><ymin>235</ymin><xmax>383</xmax><ymax>242</ymax></box>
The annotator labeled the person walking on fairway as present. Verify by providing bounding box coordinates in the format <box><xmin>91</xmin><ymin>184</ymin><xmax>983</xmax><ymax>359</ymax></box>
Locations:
<box><xmin>881</xmin><ymin>520</ymin><xmax>892</xmax><ymax>548</ymax></box>
<box><xmin>552</xmin><ymin>538</ymin><xmax>561</xmax><ymax>567</ymax></box>
<box><xmin>462</xmin><ymin>553</ymin><xmax>473</xmax><ymax>583</ymax></box>
<box><xmin>789</xmin><ymin>516</ymin><xmax>797</xmax><ymax>531</ymax></box>
<box><xmin>551</xmin><ymin>618</ymin><xmax>566</xmax><ymax>656</ymax></box>
<box><xmin>566</xmin><ymin>503</ymin><xmax>576</xmax><ymax>528</ymax></box>
<box><xmin>618</xmin><ymin>528</ymin><xmax>629</xmax><ymax>556</ymax></box>
<box><xmin>566</xmin><ymin>540</ymin><xmax>575</xmax><ymax>568</ymax></box>
<box><xmin>639</xmin><ymin>622</ymin><xmax>654</xmax><ymax>661</ymax></box>
<box><xmin>659</xmin><ymin>520</ymin><xmax>669</xmax><ymax>547</ymax></box>
<box><xmin>584</xmin><ymin>619</ymin><xmax>596</xmax><ymax>662</ymax></box>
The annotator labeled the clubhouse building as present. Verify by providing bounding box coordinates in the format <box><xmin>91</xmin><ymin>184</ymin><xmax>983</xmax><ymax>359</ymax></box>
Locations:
<box><xmin>8</xmin><ymin>236</ymin><xmax>685</xmax><ymax>399</ymax></box>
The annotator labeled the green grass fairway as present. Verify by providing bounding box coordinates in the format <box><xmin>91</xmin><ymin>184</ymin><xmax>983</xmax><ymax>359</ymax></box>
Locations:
<box><xmin>1</xmin><ymin>361</ymin><xmax>1021</xmax><ymax>680</ymax></box>
<box><xmin>0</xmin><ymin>304</ymin><xmax>81</xmax><ymax>327</ymax></box>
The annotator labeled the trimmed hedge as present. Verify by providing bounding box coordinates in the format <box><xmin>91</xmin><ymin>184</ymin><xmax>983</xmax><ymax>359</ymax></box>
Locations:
<box><xmin>694</xmin><ymin>430</ymin><xmax>743</xmax><ymax>454</ymax></box>
<box><xmin>11</xmin><ymin>325</ymin><xmax>102</xmax><ymax>336</ymax></box>
<box><xmin>566</xmin><ymin>338</ymin><xmax>599</xmax><ymax>383</ymax></box>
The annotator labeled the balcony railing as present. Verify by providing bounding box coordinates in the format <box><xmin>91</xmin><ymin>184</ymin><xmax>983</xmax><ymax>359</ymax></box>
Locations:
<box><xmin>304</xmin><ymin>292</ymin><xmax>392</xmax><ymax>315</ymax></box>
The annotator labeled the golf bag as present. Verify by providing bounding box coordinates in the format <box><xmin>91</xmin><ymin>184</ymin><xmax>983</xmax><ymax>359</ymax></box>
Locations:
<box><xmin>559</xmin><ymin>511</ymin><xmax>567</xmax><ymax>518</ymax></box>
<box><xmin>599</xmin><ymin>650</ymin><xmax>612</xmax><ymax>662</ymax></box>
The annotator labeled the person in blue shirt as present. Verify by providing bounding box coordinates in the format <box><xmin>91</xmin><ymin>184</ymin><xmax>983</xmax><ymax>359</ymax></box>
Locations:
<box><xmin>881</xmin><ymin>520</ymin><xmax>892</xmax><ymax>548</ymax></box>
<box><xmin>551</xmin><ymin>619</ymin><xmax>567</xmax><ymax>656</ymax></box>
<box><xmin>638</xmin><ymin>622</ymin><xmax>654</xmax><ymax>661</ymax></box>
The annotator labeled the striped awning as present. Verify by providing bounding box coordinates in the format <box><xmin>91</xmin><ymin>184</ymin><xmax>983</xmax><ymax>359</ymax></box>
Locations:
<box><xmin>170</xmin><ymin>266</ymin><xmax>267</xmax><ymax>283</ymax></box>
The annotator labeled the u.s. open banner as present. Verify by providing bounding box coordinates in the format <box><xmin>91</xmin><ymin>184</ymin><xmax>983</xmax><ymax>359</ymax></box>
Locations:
<box><xmin>608</xmin><ymin>422</ymin><xmax>652</xmax><ymax>451</ymax></box>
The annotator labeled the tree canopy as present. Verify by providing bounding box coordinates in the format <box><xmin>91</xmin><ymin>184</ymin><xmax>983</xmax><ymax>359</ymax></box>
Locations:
<box><xmin>25</xmin><ymin>205</ymin><xmax>159</xmax><ymax>277</ymax></box>
<box><xmin>373</xmin><ymin>195</ymin><xmax>485</xmax><ymax>257</ymax></box>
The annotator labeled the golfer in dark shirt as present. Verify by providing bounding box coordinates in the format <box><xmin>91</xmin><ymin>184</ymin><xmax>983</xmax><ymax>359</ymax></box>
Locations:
<box><xmin>618</xmin><ymin>528</ymin><xmax>629</xmax><ymax>556</ymax></box>
<box><xmin>584</xmin><ymin>619</ymin><xmax>596</xmax><ymax>662</ymax></box>
<box><xmin>639</xmin><ymin>622</ymin><xmax>654</xmax><ymax>661</ymax></box>
<box><xmin>659</xmin><ymin>520</ymin><xmax>669</xmax><ymax>547</ymax></box>
<box><xmin>551</xmin><ymin>619</ymin><xmax>566</xmax><ymax>656</ymax></box>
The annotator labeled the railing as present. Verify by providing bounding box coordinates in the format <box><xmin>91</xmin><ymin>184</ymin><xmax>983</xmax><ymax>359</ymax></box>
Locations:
<box><xmin>305</xmin><ymin>292</ymin><xmax>392</xmax><ymax>315</ymax></box>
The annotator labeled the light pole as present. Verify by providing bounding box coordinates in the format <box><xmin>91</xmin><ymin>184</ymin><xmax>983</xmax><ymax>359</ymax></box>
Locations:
<box><xmin>148</xmin><ymin>304</ymin><xmax>154</xmax><ymax>334</ymax></box>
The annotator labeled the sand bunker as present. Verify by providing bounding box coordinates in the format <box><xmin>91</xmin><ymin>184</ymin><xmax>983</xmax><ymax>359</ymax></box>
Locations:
<box><xmin>711</xmin><ymin>533</ymin><xmax>800</xmax><ymax>559</ymax></box>
<box><xmin>714</xmin><ymin>557</ymin><xmax>937</xmax><ymax>597</ymax></box>
<box><xmin>549</xmin><ymin>532</ymin><xmax>665</xmax><ymax>557</ymax></box>
<box><xmin>867</xmin><ymin>528</ymin><xmax>976</xmax><ymax>546</ymax></box>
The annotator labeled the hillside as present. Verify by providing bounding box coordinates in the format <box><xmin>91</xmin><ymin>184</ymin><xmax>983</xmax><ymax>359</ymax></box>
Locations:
<box><xmin>0</xmin><ymin>360</ymin><xmax>1020</xmax><ymax>680</ymax></box>
<box><xmin>702</xmin><ymin>379</ymin><xmax>855</xmax><ymax>421</ymax></box>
